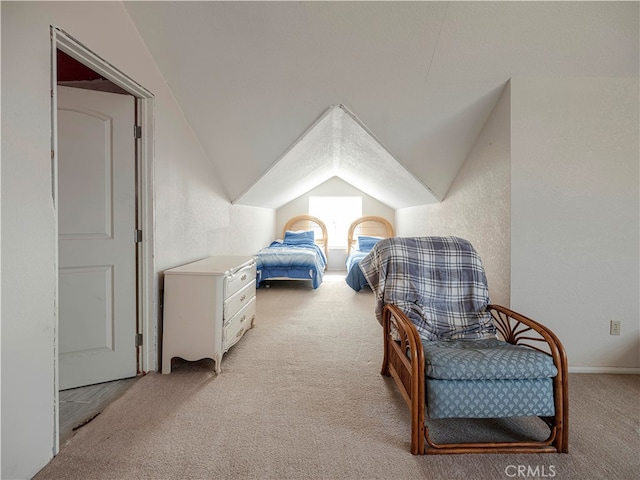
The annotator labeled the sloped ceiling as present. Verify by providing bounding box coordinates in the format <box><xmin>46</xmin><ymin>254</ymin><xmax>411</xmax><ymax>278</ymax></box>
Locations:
<box><xmin>235</xmin><ymin>104</ymin><xmax>438</xmax><ymax>209</ymax></box>
<box><xmin>123</xmin><ymin>1</ymin><xmax>639</xmax><ymax>207</ymax></box>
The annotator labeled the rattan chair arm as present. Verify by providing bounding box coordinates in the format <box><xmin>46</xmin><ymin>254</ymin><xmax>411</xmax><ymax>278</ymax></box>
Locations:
<box><xmin>487</xmin><ymin>304</ymin><xmax>568</xmax><ymax>370</ymax></box>
<box><xmin>488</xmin><ymin>304</ymin><xmax>569</xmax><ymax>452</ymax></box>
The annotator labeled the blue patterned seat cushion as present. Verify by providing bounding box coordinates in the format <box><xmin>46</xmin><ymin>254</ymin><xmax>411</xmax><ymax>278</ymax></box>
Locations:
<box><xmin>422</xmin><ymin>338</ymin><xmax>558</xmax><ymax>380</ymax></box>
<box><xmin>426</xmin><ymin>377</ymin><xmax>556</xmax><ymax>418</ymax></box>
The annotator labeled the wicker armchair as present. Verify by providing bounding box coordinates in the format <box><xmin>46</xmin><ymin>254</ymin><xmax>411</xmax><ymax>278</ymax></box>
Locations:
<box><xmin>361</xmin><ymin>237</ymin><xmax>568</xmax><ymax>455</ymax></box>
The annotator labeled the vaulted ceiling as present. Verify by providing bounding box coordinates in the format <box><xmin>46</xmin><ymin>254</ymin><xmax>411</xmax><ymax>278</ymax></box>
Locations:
<box><xmin>235</xmin><ymin>104</ymin><xmax>439</xmax><ymax>209</ymax></box>
<box><xmin>123</xmin><ymin>1</ymin><xmax>638</xmax><ymax>209</ymax></box>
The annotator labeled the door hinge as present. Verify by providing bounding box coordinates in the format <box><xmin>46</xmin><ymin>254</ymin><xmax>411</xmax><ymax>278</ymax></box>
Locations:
<box><xmin>135</xmin><ymin>229</ymin><xmax>143</xmax><ymax>243</ymax></box>
<box><xmin>135</xmin><ymin>333</ymin><xmax>143</xmax><ymax>347</ymax></box>
<box><xmin>134</xmin><ymin>125</ymin><xmax>142</xmax><ymax>139</ymax></box>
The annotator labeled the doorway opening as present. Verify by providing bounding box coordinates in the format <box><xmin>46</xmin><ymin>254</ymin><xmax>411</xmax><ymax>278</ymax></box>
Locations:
<box><xmin>52</xmin><ymin>26</ymin><xmax>155</xmax><ymax>453</ymax></box>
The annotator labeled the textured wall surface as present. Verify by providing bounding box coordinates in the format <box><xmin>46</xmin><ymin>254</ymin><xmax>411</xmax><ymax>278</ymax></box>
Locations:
<box><xmin>396</xmin><ymin>83</ymin><xmax>511</xmax><ymax>306</ymax></box>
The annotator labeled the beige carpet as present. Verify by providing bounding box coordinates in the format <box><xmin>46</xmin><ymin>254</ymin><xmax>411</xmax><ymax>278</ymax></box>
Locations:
<box><xmin>36</xmin><ymin>274</ymin><xmax>640</xmax><ymax>479</ymax></box>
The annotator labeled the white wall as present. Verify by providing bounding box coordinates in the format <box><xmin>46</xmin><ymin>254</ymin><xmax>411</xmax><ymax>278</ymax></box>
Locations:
<box><xmin>276</xmin><ymin>176</ymin><xmax>395</xmax><ymax>270</ymax></box>
<box><xmin>396</xmin><ymin>83</ymin><xmax>511</xmax><ymax>306</ymax></box>
<box><xmin>1</xmin><ymin>3</ymin><xmax>274</xmax><ymax>478</ymax></box>
<box><xmin>511</xmin><ymin>77</ymin><xmax>639</xmax><ymax>371</ymax></box>
<box><xmin>398</xmin><ymin>77</ymin><xmax>640</xmax><ymax>372</ymax></box>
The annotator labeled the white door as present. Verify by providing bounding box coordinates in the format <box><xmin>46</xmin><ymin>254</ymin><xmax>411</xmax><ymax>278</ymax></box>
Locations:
<box><xmin>58</xmin><ymin>86</ymin><xmax>137</xmax><ymax>390</ymax></box>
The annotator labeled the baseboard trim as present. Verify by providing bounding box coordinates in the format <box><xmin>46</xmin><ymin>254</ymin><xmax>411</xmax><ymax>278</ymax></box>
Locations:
<box><xmin>569</xmin><ymin>366</ymin><xmax>640</xmax><ymax>374</ymax></box>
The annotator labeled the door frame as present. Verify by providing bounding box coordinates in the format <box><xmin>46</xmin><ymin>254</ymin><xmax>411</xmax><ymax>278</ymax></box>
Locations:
<box><xmin>51</xmin><ymin>26</ymin><xmax>155</xmax><ymax>453</ymax></box>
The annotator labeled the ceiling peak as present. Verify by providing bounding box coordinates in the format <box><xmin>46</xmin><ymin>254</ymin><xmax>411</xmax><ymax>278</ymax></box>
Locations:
<box><xmin>234</xmin><ymin>104</ymin><xmax>438</xmax><ymax>210</ymax></box>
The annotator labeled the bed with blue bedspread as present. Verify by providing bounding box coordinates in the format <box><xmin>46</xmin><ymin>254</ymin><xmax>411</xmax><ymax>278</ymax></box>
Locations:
<box><xmin>255</xmin><ymin>215</ymin><xmax>328</xmax><ymax>289</ymax></box>
<box><xmin>344</xmin><ymin>216</ymin><xmax>394</xmax><ymax>292</ymax></box>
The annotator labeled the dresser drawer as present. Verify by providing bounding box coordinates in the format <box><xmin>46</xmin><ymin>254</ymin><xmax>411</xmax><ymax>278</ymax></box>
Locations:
<box><xmin>223</xmin><ymin>297</ymin><xmax>256</xmax><ymax>351</ymax></box>
<box><xmin>225</xmin><ymin>261</ymin><xmax>256</xmax><ymax>298</ymax></box>
<box><xmin>224</xmin><ymin>280</ymin><xmax>256</xmax><ymax>321</ymax></box>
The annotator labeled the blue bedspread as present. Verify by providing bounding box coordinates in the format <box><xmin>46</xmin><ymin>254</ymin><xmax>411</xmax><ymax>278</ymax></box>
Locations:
<box><xmin>255</xmin><ymin>241</ymin><xmax>327</xmax><ymax>289</ymax></box>
<box><xmin>345</xmin><ymin>250</ymin><xmax>369</xmax><ymax>291</ymax></box>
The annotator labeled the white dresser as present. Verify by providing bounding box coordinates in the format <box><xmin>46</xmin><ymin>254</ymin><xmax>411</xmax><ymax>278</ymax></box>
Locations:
<box><xmin>161</xmin><ymin>255</ymin><xmax>257</xmax><ymax>374</ymax></box>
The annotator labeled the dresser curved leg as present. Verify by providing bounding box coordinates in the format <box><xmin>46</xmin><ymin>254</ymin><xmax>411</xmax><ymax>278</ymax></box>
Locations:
<box><xmin>213</xmin><ymin>353</ymin><xmax>223</xmax><ymax>375</ymax></box>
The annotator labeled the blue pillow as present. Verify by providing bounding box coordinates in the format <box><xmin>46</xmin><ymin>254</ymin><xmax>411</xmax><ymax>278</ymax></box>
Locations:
<box><xmin>358</xmin><ymin>235</ymin><xmax>382</xmax><ymax>252</ymax></box>
<box><xmin>283</xmin><ymin>230</ymin><xmax>315</xmax><ymax>245</ymax></box>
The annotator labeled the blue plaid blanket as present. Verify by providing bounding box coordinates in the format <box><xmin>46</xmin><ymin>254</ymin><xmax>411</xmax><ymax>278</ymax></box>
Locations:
<box><xmin>359</xmin><ymin>236</ymin><xmax>497</xmax><ymax>341</ymax></box>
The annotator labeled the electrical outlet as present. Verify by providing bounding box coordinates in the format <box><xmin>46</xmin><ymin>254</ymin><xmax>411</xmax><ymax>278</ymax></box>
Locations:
<box><xmin>610</xmin><ymin>320</ymin><xmax>621</xmax><ymax>336</ymax></box>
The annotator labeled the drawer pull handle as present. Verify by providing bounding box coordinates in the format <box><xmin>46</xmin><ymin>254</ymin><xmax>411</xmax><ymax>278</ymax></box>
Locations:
<box><xmin>240</xmin><ymin>314</ymin><xmax>246</xmax><ymax>323</ymax></box>
<box><xmin>240</xmin><ymin>274</ymin><xmax>247</xmax><ymax>281</ymax></box>
<box><xmin>240</xmin><ymin>294</ymin><xmax>246</xmax><ymax>302</ymax></box>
